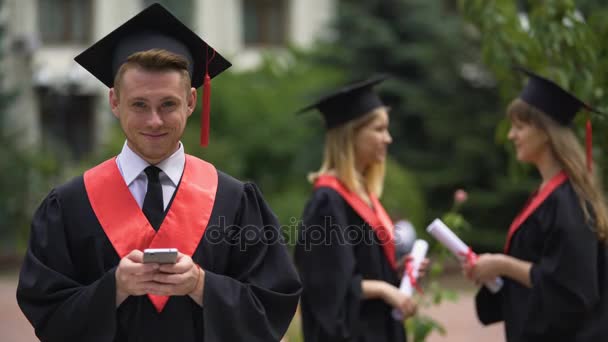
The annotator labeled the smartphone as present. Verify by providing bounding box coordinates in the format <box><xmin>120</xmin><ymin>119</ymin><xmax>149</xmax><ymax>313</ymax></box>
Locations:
<box><xmin>143</xmin><ymin>248</ymin><xmax>178</xmax><ymax>264</ymax></box>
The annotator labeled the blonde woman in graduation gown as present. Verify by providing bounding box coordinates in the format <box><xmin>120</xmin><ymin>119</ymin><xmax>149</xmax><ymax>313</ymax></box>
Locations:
<box><xmin>295</xmin><ymin>76</ymin><xmax>420</xmax><ymax>342</ymax></box>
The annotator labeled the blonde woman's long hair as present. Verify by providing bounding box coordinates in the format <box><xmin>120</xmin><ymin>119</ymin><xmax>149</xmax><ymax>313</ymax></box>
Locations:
<box><xmin>308</xmin><ymin>107</ymin><xmax>387</xmax><ymax>198</ymax></box>
<box><xmin>507</xmin><ymin>98</ymin><xmax>608</xmax><ymax>241</ymax></box>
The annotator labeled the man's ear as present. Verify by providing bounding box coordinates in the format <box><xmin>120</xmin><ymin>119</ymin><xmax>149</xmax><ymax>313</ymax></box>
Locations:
<box><xmin>187</xmin><ymin>87</ymin><xmax>197</xmax><ymax>117</ymax></box>
<box><xmin>109</xmin><ymin>88</ymin><xmax>120</xmax><ymax>119</ymax></box>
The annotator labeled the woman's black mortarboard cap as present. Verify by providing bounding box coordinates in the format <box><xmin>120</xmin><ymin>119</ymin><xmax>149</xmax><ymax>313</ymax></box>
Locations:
<box><xmin>298</xmin><ymin>75</ymin><xmax>388</xmax><ymax>129</ymax></box>
<box><xmin>517</xmin><ymin>67</ymin><xmax>599</xmax><ymax>171</ymax></box>
<box><xmin>74</xmin><ymin>3</ymin><xmax>232</xmax><ymax>146</ymax></box>
<box><xmin>517</xmin><ymin>67</ymin><xmax>597</xmax><ymax>125</ymax></box>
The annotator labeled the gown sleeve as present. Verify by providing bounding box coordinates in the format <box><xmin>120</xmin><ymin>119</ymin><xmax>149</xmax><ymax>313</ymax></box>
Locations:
<box><xmin>16</xmin><ymin>189</ymin><xmax>118</xmax><ymax>342</ymax></box>
<box><xmin>475</xmin><ymin>285</ymin><xmax>504</xmax><ymax>325</ymax></box>
<box><xmin>523</xmin><ymin>192</ymin><xmax>601</xmax><ymax>338</ymax></box>
<box><xmin>294</xmin><ymin>189</ymin><xmax>363</xmax><ymax>340</ymax></box>
<box><xmin>201</xmin><ymin>182</ymin><xmax>302</xmax><ymax>342</ymax></box>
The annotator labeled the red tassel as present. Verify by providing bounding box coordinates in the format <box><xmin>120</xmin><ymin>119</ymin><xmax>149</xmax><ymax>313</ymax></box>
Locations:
<box><xmin>200</xmin><ymin>47</ymin><xmax>216</xmax><ymax>147</ymax></box>
<box><xmin>586</xmin><ymin>118</ymin><xmax>592</xmax><ymax>173</ymax></box>
<box><xmin>200</xmin><ymin>73</ymin><xmax>211</xmax><ymax>146</ymax></box>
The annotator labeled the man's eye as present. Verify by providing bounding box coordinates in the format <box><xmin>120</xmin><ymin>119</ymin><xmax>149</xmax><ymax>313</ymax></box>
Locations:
<box><xmin>132</xmin><ymin>102</ymin><xmax>146</xmax><ymax>108</ymax></box>
<box><xmin>162</xmin><ymin>101</ymin><xmax>177</xmax><ymax>108</ymax></box>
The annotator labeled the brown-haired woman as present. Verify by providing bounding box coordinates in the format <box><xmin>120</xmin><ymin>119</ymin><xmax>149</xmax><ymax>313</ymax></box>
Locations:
<box><xmin>465</xmin><ymin>68</ymin><xmax>608</xmax><ymax>341</ymax></box>
<box><xmin>294</xmin><ymin>76</ymin><xmax>419</xmax><ymax>342</ymax></box>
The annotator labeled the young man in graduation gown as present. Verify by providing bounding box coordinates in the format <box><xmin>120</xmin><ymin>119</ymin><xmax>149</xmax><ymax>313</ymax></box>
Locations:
<box><xmin>16</xmin><ymin>4</ymin><xmax>301</xmax><ymax>342</ymax></box>
<box><xmin>464</xmin><ymin>68</ymin><xmax>608</xmax><ymax>341</ymax></box>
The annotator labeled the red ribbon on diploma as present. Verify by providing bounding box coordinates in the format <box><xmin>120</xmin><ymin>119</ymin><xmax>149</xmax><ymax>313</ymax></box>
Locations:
<box><xmin>459</xmin><ymin>247</ymin><xmax>478</xmax><ymax>279</ymax></box>
<box><xmin>404</xmin><ymin>258</ymin><xmax>424</xmax><ymax>294</ymax></box>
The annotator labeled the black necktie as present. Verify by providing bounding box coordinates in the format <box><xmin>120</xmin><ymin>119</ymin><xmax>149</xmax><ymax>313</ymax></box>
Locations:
<box><xmin>143</xmin><ymin>166</ymin><xmax>164</xmax><ymax>230</ymax></box>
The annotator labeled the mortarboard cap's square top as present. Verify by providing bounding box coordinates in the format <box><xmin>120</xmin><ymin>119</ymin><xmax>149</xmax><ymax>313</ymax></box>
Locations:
<box><xmin>299</xmin><ymin>75</ymin><xmax>389</xmax><ymax>129</ymax></box>
<box><xmin>517</xmin><ymin>67</ymin><xmax>594</xmax><ymax>125</ymax></box>
<box><xmin>74</xmin><ymin>3</ymin><xmax>231</xmax><ymax>89</ymax></box>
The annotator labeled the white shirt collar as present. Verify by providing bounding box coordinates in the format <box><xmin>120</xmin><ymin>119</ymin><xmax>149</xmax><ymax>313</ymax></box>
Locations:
<box><xmin>155</xmin><ymin>144</ymin><xmax>185</xmax><ymax>186</ymax></box>
<box><xmin>117</xmin><ymin>141</ymin><xmax>185</xmax><ymax>187</ymax></box>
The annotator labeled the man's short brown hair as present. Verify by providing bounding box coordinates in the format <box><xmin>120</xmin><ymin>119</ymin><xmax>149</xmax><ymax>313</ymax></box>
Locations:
<box><xmin>113</xmin><ymin>49</ymin><xmax>192</xmax><ymax>96</ymax></box>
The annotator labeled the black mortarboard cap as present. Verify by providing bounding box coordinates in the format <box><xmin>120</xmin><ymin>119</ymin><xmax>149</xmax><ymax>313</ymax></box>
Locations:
<box><xmin>298</xmin><ymin>75</ymin><xmax>388</xmax><ymax>129</ymax></box>
<box><xmin>74</xmin><ymin>3</ymin><xmax>232</xmax><ymax>146</ymax></box>
<box><xmin>74</xmin><ymin>3</ymin><xmax>231</xmax><ymax>88</ymax></box>
<box><xmin>517</xmin><ymin>67</ymin><xmax>595</xmax><ymax>125</ymax></box>
<box><xmin>517</xmin><ymin>67</ymin><xmax>600</xmax><ymax>172</ymax></box>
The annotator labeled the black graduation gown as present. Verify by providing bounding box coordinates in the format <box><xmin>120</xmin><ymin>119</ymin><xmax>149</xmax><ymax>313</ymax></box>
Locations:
<box><xmin>294</xmin><ymin>187</ymin><xmax>407</xmax><ymax>342</ymax></box>
<box><xmin>16</xmin><ymin>170</ymin><xmax>302</xmax><ymax>342</ymax></box>
<box><xmin>476</xmin><ymin>181</ymin><xmax>608</xmax><ymax>341</ymax></box>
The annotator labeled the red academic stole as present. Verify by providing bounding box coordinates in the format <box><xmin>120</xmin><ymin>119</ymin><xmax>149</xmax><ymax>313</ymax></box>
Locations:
<box><xmin>83</xmin><ymin>155</ymin><xmax>218</xmax><ymax>312</ymax></box>
<box><xmin>314</xmin><ymin>175</ymin><xmax>397</xmax><ymax>270</ymax></box>
<box><xmin>504</xmin><ymin>171</ymin><xmax>568</xmax><ymax>253</ymax></box>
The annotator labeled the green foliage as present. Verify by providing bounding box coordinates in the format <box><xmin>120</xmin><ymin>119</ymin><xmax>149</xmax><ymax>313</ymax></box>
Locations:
<box><xmin>383</xmin><ymin>158</ymin><xmax>426</xmax><ymax>231</ymax></box>
<box><xmin>406</xmin><ymin>275</ymin><xmax>458</xmax><ymax>342</ymax></box>
<box><xmin>0</xmin><ymin>133</ymin><xmax>30</xmax><ymax>251</ymax></box>
<box><xmin>0</xmin><ymin>146</ymin><xmax>64</xmax><ymax>253</ymax></box>
<box><xmin>407</xmin><ymin>313</ymin><xmax>447</xmax><ymax>342</ymax></box>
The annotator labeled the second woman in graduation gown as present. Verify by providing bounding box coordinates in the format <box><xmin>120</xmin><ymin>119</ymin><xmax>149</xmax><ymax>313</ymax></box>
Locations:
<box><xmin>465</xmin><ymin>68</ymin><xmax>608</xmax><ymax>341</ymax></box>
<box><xmin>295</xmin><ymin>76</ymin><xmax>418</xmax><ymax>342</ymax></box>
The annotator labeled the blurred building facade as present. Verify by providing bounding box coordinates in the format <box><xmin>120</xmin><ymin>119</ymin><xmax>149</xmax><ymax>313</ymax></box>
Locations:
<box><xmin>2</xmin><ymin>0</ymin><xmax>335</xmax><ymax>160</ymax></box>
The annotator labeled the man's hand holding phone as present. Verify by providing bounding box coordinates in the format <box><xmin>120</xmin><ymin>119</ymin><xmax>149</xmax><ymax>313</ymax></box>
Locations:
<box><xmin>115</xmin><ymin>248</ymin><xmax>203</xmax><ymax>307</ymax></box>
<box><xmin>115</xmin><ymin>250</ymin><xmax>161</xmax><ymax>306</ymax></box>
<box><xmin>147</xmin><ymin>252</ymin><xmax>204</xmax><ymax>306</ymax></box>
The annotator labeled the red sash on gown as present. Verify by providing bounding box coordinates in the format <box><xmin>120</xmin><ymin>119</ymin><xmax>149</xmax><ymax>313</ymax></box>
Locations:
<box><xmin>84</xmin><ymin>155</ymin><xmax>218</xmax><ymax>312</ymax></box>
<box><xmin>315</xmin><ymin>175</ymin><xmax>397</xmax><ymax>270</ymax></box>
<box><xmin>504</xmin><ymin>171</ymin><xmax>568</xmax><ymax>253</ymax></box>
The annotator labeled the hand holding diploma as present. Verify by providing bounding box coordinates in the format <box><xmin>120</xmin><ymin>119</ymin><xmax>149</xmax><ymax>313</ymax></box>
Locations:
<box><xmin>392</xmin><ymin>239</ymin><xmax>428</xmax><ymax>320</ymax></box>
<box><xmin>426</xmin><ymin>218</ymin><xmax>503</xmax><ymax>293</ymax></box>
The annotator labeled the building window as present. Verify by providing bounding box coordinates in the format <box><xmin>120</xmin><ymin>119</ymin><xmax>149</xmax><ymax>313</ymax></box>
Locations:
<box><xmin>143</xmin><ymin>0</ymin><xmax>194</xmax><ymax>27</ymax></box>
<box><xmin>243</xmin><ymin>0</ymin><xmax>288</xmax><ymax>47</ymax></box>
<box><xmin>37</xmin><ymin>89</ymin><xmax>95</xmax><ymax>161</ymax></box>
<box><xmin>38</xmin><ymin>0</ymin><xmax>92</xmax><ymax>44</ymax></box>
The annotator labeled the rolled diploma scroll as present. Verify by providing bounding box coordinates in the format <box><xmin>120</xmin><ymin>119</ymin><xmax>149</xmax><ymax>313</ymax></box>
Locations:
<box><xmin>391</xmin><ymin>239</ymin><xmax>428</xmax><ymax>320</ymax></box>
<box><xmin>426</xmin><ymin>218</ymin><xmax>503</xmax><ymax>293</ymax></box>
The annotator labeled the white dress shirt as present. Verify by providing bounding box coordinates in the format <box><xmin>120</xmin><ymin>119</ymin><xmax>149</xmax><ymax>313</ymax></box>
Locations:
<box><xmin>115</xmin><ymin>141</ymin><xmax>185</xmax><ymax>210</ymax></box>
